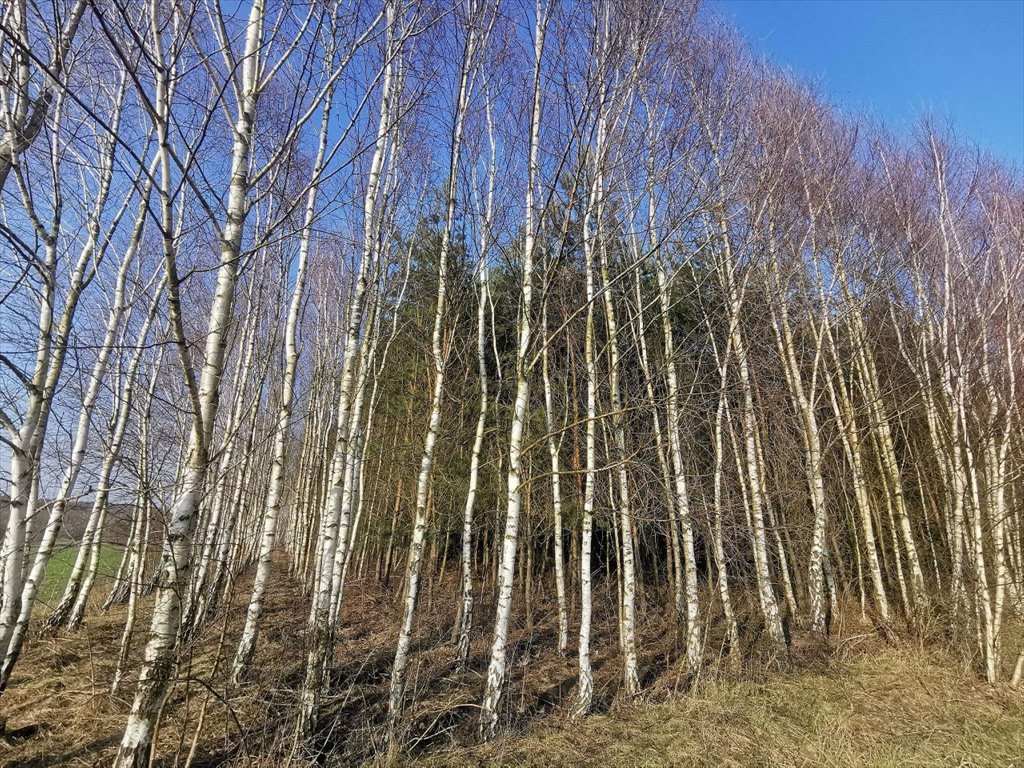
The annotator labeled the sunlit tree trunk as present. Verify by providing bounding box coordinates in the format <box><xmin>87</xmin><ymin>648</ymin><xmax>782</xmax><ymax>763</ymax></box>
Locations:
<box><xmin>2</xmin><ymin>208</ymin><xmax>157</xmax><ymax>677</ymax></box>
<box><xmin>569</xmin><ymin>18</ymin><xmax>605</xmax><ymax>715</ymax></box>
<box><xmin>298</xmin><ymin>4</ymin><xmax>398</xmax><ymax>737</ymax></box>
<box><xmin>541</xmin><ymin>299</ymin><xmax>569</xmax><ymax>656</ymax></box>
<box><xmin>823</xmin><ymin>323</ymin><xmax>891</xmax><ymax>622</ymax></box>
<box><xmin>457</xmin><ymin>93</ymin><xmax>498</xmax><ymax>666</ymax></box>
<box><xmin>385</xmin><ymin>8</ymin><xmax>487</xmax><ymax>732</ymax></box>
<box><xmin>232</xmin><ymin>68</ymin><xmax>337</xmax><ymax>682</ymax></box>
<box><xmin>655</xmin><ymin>257</ymin><xmax>703</xmax><ymax>672</ymax></box>
<box><xmin>115</xmin><ymin>2</ymin><xmax>266</xmax><ymax>761</ymax></box>
<box><xmin>717</xmin><ymin>214</ymin><xmax>785</xmax><ymax>649</ymax></box>
<box><xmin>765</xmin><ymin>235</ymin><xmax>828</xmax><ymax>637</ymax></box>
<box><xmin>598</xmin><ymin>241</ymin><xmax>640</xmax><ymax>697</ymax></box>
<box><xmin>480</xmin><ymin>1</ymin><xmax>548</xmax><ymax>737</ymax></box>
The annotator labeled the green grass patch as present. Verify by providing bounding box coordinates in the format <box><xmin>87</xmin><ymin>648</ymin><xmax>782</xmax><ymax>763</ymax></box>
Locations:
<box><xmin>38</xmin><ymin>544</ymin><xmax>125</xmax><ymax>603</ymax></box>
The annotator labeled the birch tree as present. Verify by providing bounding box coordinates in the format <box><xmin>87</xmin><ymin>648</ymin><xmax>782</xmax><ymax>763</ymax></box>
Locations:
<box><xmin>115</xmin><ymin>0</ymin><xmax>333</xmax><ymax>760</ymax></box>
<box><xmin>480</xmin><ymin>0</ymin><xmax>549</xmax><ymax>737</ymax></box>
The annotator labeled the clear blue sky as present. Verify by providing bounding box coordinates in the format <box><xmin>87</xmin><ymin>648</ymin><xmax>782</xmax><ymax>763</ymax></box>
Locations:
<box><xmin>717</xmin><ymin>0</ymin><xmax>1024</xmax><ymax>169</ymax></box>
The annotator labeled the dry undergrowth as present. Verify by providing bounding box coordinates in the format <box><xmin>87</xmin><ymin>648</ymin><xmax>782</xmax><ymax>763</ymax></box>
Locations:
<box><xmin>420</xmin><ymin>647</ymin><xmax>1024</xmax><ymax>768</ymax></box>
<box><xmin>1</xmin><ymin>568</ymin><xmax>1021</xmax><ymax>767</ymax></box>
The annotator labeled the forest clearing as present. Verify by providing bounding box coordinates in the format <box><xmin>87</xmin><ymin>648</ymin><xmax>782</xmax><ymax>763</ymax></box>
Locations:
<box><xmin>0</xmin><ymin>0</ymin><xmax>1022</xmax><ymax>765</ymax></box>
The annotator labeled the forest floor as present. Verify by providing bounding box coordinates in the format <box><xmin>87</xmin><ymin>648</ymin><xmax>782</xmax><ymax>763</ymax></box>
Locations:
<box><xmin>2</xmin><ymin>556</ymin><xmax>1022</xmax><ymax>767</ymax></box>
<box><xmin>422</xmin><ymin>649</ymin><xmax>1024</xmax><ymax>767</ymax></box>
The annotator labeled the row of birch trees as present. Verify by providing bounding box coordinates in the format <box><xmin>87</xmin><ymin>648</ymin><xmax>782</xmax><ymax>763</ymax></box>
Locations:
<box><xmin>0</xmin><ymin>0</ymin><xmax>1021</xmax><ymax>764</ymax></box>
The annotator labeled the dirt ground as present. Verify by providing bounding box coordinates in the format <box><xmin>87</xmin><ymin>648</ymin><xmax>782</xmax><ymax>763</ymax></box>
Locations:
<box><xmin>2</xmin><ymin>564</ymin><xmax>1022</xmax><ymax>767</ymax></box>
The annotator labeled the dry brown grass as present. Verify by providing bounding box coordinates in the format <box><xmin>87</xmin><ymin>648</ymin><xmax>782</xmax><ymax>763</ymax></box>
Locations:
<box><xmin>1</xmin><ymin>567</ymin><xmax>1021</xmax><ymax>768</ymax></box>
<box><xmin>418</xmin><ymin>646</ymin><xmax>1024</xmax><ymax>768</ymax></box>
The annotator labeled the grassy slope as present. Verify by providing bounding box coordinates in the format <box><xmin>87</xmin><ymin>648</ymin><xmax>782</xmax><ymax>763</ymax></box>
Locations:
<box><xmin>3</xmin><ymin>565</ymin><xmax>1021</xmax><ymax>767</ymax></box>
<box><xmin>422</xmin><ymin>648</ymin><xmax>1024</xmax><ymax>768</ymax></box>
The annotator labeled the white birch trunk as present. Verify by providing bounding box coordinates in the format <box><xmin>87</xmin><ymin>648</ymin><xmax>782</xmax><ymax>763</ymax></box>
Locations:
<box><xmin>232</xmin><ymin>76</ymin><xmax>336</xmax><ymax>682</ymax></box>
<box><xmin>456</xmin><ymin>103</ymin><xmax>497</xmax><ymax>665</ymax></box>
<box><xmin>766</xmin><ymin>244</ymin><xmax>828</xmax><ymax>637</ymax></box>
<box><xmin>598</xmin><ymin>240</ymin><xmax>640</xmax><ymax>697</ymax></box>
<box><xmin>541</xmin><ymin>301</ymin><xmax>569</xmax><ymax>656</ymax></box>
<box><xmin>480</xmin><ymin>2</ymin><xmax>546</xmax><ymax>737</ymax></box>
<box><xmin>115</xmin><ymin>2</ymin><xmax>264</xmax><ymax>762</ymax></box>
<box><xmin>655</xmin><ymin>259</ymin><xmax>703</xmax><ymax>672</ymax></box>
<box><xmin>717</xmin><ymin>215</ymin><xmax>785</xmax><ymax>648</ymax></box>
<box><xmin>388</xmin><ymin>8</ymin><xmax>477</xmax><ymax>738</ymax></box>
<box><xmin>298</xmin><ymin>4</ymin><xmax>398</xmax><ymax>735</ymax></box>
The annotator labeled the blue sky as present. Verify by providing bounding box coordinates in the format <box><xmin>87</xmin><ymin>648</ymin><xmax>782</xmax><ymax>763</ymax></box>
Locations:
<box><xmin>717</xmin><ymin>0</ymin><xmax>1024</xmax><ymax>169</ymax></box>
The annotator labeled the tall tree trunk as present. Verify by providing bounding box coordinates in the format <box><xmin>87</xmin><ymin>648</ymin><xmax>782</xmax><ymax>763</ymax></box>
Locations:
<box><xmin>232</xmin><ymin>69</ymin><xmax>336</xmax><ymax>682</ymax></box>
<box><xmin>480</xmin><ymin>2</ymin><xmax>547</xmax><ymax>737</ymax></box>
<box><xmin>115</xmin><ymin>2</ymin><xmax>264</xmax><ymax>762</ymax></box>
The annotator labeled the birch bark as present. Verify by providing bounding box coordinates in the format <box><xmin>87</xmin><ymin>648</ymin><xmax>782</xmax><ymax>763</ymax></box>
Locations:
<box><xmin>480</xmin><ymin>1</ymin><xmax>547</xmax><ymax>737</ymax></box>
